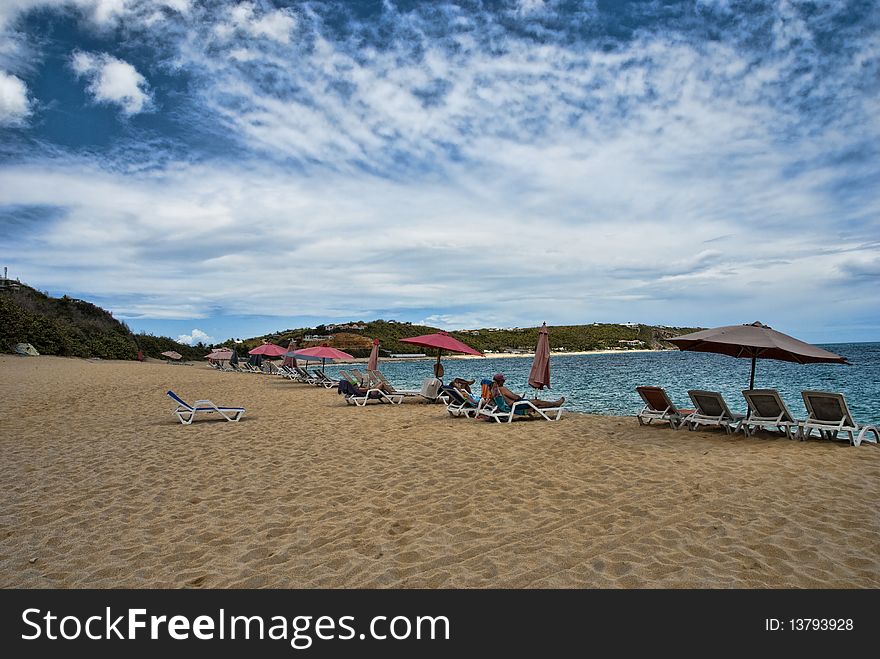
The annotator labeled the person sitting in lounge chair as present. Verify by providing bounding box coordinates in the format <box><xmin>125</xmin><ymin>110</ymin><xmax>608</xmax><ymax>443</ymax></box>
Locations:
<box><xmin>491</xmin><ymin>373</ymin><xmax>565</xmax><ymax>410</ymax></box>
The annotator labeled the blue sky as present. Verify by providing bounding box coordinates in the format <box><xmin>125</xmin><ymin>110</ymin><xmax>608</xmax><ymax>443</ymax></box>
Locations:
<box><xmin>1</xmin><ymin>1</ymin><xmax>878</xmax><ymax>345</ymax></box>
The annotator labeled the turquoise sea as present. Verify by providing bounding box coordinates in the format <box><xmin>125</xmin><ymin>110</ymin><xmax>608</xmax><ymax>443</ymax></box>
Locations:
<box><xmin>319</xmin><ymin>342</ymin><xmax>880</xmax><ymax>426</ymax></box>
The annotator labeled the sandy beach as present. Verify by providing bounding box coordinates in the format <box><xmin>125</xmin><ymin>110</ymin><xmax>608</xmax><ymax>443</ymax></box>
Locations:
<box><xmin>1</xmin><ymin>354</ymin><xmax>878</xmax><ymax>589</ymax></box>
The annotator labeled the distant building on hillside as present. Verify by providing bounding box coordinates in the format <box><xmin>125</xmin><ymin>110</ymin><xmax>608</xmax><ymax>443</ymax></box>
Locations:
<box><xmin>304</xmin><ymin>334</ymin><xmax>334</xmax><ymax>342</ymax></box>
<box><xmin>618</xmin><ymin>339</ymin><xmax>644</xmax><ymax>347</ymax></box>
<box><xmin>0</xmin><ymin>267</ymin><xmax>21</xmax><ymax>290</ymax></box>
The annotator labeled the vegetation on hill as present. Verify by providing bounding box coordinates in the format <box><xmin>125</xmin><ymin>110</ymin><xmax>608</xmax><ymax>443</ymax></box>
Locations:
<box><xmin>224</xmin><ymin>320</ymin><xmax>701</xmax><ymax>358</ymax></box>
<box><xmin>0</xmin><ymin>284</ymin><xmax>202</xmax><ymax>360</ymax></box>
<box><xmin>1</xmin><ymin>280</ymin><xmax>700</xmax><ymax>361</ymax></box>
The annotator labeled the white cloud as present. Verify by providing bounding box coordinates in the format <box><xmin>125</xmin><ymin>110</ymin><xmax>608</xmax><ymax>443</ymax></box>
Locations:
<box><xmin>1</xmin><ymin>1</ymin><xmax>879</xmax><ymax>341</ymax></box>
<box><xmin>216</xmin><ymin>2</ymin><xmax>296</xmax><ymax>44</ymax></box>
<box><xmin>0</xmin><ymin>69</ymin><xmax>30</xmax><ymax>125</ymax></box>
<box><xmin>176</xmin><ymin>328</ymin><xmax>214</xmax><ymax>345</ymax></box>
<box><xmin>71</xmin><ymin>51</ymin><xmax>152</xmax><ymax>115</ymax></box>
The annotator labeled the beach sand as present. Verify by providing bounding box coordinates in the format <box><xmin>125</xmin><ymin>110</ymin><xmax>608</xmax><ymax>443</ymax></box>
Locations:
<box><xmin>1</xmin><ymin>354</ymin><xmax>878</xmax><ymax>588</ymax></box>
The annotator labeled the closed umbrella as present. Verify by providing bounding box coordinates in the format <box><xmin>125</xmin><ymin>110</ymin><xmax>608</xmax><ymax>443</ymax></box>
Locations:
<box><xmin>367</xmin><ymin>339</ymin><xmax>380</xmax><ymax>372</ymax></box>
<box><xmin>282</xmin><ymin>340</ymin><xmax>298</xmax><ymax>368</ymax></box>
<box><xmin>528</xmin><ymin>322</ymin><xmax>551</xmax><ymax>391</ymax></box>
<box><xmin>399</xmin><ymin>331</ymin><xmax>483</xmax><ymax>378</ymax></box>
<box><xmin>668</xmin><ymin>321</ymin><xmax>849</xmax><ymax>388</ymax></box>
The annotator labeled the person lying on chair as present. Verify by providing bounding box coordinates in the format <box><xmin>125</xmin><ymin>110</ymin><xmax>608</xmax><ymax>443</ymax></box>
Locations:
<box><xmin>491</xmin><ymin>373</ymin><xmax>564</xmax><ymax>409</ymax></box>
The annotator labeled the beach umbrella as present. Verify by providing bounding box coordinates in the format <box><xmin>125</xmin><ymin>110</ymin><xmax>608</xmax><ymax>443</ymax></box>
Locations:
<box><xmin>367</xmin><ymin>339</ymin><xmax>380</xmax><ymax>371</ymax></box>
<box><xmin>161</xmin><ymin>350</ymin><xmax>182</xmax><ymax>361</ymax></box>
<box><xmin>528</xmin><ymin>322</ymin><xmax>551</xmax><ymax>391</ymax></box>
<box><xmin>248</xmin><ymin>343</ymin><xmax>288</xmax><ymax>357</ymax></box>
<box><xmin>282</xmin><ymin>340</ymin><xmax>298</xmax><ymax>368</ymax></box>
<box><xmin>292</xmin><ymin>345</ymin><xmax>354</xmax><ymax>371</ymax></box>
<box><xmin>229</xmin><ymin>348</ymin><xmax>239</xmax><ymax>366</ymax></box>
<box><xmin>399</xmin><ymin>331</ymin><xmax>483</xmax><ymax>378</ymax></box>
<box><xmin>206</xmin><ymin>349</ymin><xmax>232</xmax><ymax>361</ymax></box>
<box><xmin>668</xmin><ymin>321</ymin><xmax>849</xmax><ymax>389</ymax></box>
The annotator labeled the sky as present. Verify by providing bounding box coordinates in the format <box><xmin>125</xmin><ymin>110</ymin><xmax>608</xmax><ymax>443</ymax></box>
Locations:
<box><xmin>1</xmin><ymin>0</ymin><xmax>878</xmax><ymax>346</ymax></box>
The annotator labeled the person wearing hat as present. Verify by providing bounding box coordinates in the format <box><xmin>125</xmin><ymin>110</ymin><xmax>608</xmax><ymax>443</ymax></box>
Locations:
<box><xmin>491</xmin><ymin>373</ymin><xmax>565</xmax><ymax>410</ymax></box>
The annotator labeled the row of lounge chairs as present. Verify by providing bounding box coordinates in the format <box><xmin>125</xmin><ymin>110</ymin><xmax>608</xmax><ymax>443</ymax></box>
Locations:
<box><xmin>636</xmin><ymin>386</ymin><xmax>879</xmax><ymax>446</ymax></box>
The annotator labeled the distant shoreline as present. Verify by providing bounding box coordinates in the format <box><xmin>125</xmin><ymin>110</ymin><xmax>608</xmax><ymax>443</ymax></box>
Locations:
<box><xmin>324</xmin><ymin>348</ymin><xmax>667</xmax><ymax>364</ymax></box>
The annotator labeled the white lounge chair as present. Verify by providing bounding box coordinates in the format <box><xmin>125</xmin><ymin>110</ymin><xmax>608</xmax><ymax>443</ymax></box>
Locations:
<box><xmin>800</xmin><ymin>391</ymin><xmax>879</xmax><ymax>447</ymax></box>
<box><xmin>683</xmin><ymin>390</ymin><xmax>745</xmax><ymax>434</ymax></box>
<box><xmin>741</xmin><ymin>389</ymin><xmax>802</xmax><ymax>439</ymax></box>
<box><xmin>167</xmin><ymin>390</ymin><xmax>245</xmax><ymax>425</ymax></box>
<box><xmin>480</xmin><ymin>394</ymin><xmax>564</xmax><ymax>423</ymax></box>
<box><xmin>366</xmin><ymin>369</ymin><xmax>422</xmax><ymax>397</ymax></box>
<box><xmin>635</xmin><ymin>386</ymin><xmax>692</xmax><ymax>429</ymax></box>
<box><xmin>344</xmin><ymin>387</ymin><xmax>405</xmax><ymax>406</ymax></box>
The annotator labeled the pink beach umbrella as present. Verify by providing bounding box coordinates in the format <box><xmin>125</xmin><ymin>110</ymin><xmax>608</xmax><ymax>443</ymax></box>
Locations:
<box><xmin>399</xmin><ymin>331</ymin><xmax>483</xmax><ymax>378</ymax></box>
<box><xmin>292</xmin><ymin>345</ymin><xmax>354</xmax><ymax>371</ymax></box>
<box><xmin>248</xmin><ymin>343</ymin><xmax>288</xmax><ymax>357</ymax></box>
<box><xmin>528</xmin><ymin>322</ymin><xmax>551</xmax><ymax>391</ymax></box>
<box><xmin>161</xmin><ymin>350</ymin><xmax>182</xmax><ymax>361</ymax></box>
<box><xmin>367</xmin><ymin>338</ymin><xmax>380</xmax><ymax>372</ymax></box>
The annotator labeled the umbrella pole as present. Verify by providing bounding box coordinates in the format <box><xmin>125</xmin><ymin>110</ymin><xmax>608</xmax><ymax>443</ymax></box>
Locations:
<box><xmin>749</xmin><ymin>356</ymin><xmax>756</xmax><ymax>390</ymax></box>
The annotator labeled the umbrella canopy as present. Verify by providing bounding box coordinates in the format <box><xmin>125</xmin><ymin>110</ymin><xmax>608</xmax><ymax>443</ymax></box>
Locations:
<box><xmin>367</xmin><ymin>339</ymin><xmax>380</xmax><ymax>371</ymax></box>
<box><xmin>399</xmin><ymin>331</ymin><xmax>483</xmax><ymax>378</ymax></box>
<box><xmin>161</xmin><ymin>350</ymin><xmax>182</xmax><ymax>360</ymax></box>
<box><xmin>292</xmin><ymin>345</ymin><xmax>354</xmax><ymax>370</ymax></box>
<box><xmin>206</xmin><ymin>349</ymin><xmax>232</xmax><ymax>361</ymax></box>
<box><xmin>528</xmin><ymin>322</ymin><xmax>551</xmax><ymax>390</ymax></box>
<box><xmin>249</xmin><ymin>343</ymin><xmax>288</xmax><ymax>357</ymax></box>
<box><xmin>668</xmin><ymin>321</ymin><xmax>849</xmax><ymax>388</ymax></box>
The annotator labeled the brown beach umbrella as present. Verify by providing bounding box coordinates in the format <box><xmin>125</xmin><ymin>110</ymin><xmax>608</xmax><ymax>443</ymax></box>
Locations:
<box><xmin>367</xmin><ymin>338</ymin><xmax>380</xmax><ymax>371</ymax></box>
<box><xmin>399</xmin><ymin>331</ymin><xmax>483</xmax><ymax>378</ymax></box>
<box><xmin>161</xmin><ymin>350</ymin><xmax>182</xmax><ymax>360</ymax></box>
<box><xmin>668</xmin><ymin>321</ymin><xmax>849</xmax><ymax>389</ymax></box>
<box><xmin>528</xmin><ymin>322</ymin><xmax>551</xmax><ymax>390</ymax></box>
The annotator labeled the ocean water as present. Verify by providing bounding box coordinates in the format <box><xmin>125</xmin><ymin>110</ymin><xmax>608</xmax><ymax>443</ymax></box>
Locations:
<box><xmin>319</xmin><ymin>342</ymin><xmax>880</xmax><ymax>425</ymax></box>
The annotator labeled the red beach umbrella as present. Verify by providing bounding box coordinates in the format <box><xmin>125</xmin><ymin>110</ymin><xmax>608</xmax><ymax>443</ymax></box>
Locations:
<box><xmin>292</xmin><ymin>345</ymin><xmax>354</xmax><ymax>370</ymax></box>
<box><xmin>528</xmin><ymin>322</ymin><xmax>551</xmax><ymax>390</ymax></box>
<box><xmin>248</xmin><ymin>343</ymin><xmax>288</xmax><ymax>357</ymax></box>
<box><xmin>367</xmin><ymin>338</ymin><xmax>380</xmax><ymax>371</ymax></box>
<box><xmin>399</xmin><ymin>331</ymin><xmax>483</xmax><ymax>378</ymax></box>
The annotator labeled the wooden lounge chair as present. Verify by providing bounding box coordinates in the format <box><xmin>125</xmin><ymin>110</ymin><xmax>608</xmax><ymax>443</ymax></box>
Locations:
<box><xmin>740</xmin><ymin>389</ymin><xmax>802</xmax><ymax>439</ymax></box>
<box><xmin>800</xmin><ymin>391</ymin><xmax>879</xmax><ymax>446</ymax></box>
<box><xmin>683</xmin><ymin>390</ymin><xmax>745</xmax><ymax>434</ymax></box>
<box><xmin>635</xmin><ymin>386</ymin><xmax>693</xmax><ymax>429</ymax></box>
<box><xmin>167</xmin><ymin>390</ymin><xmax>245</xmax><ymax>425</ymax></box>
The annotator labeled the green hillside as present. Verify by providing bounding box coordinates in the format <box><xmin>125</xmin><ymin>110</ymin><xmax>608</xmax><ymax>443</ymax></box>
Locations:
<box><xmin>0</xmin><ymin>283</ymin><xmax>203</xmax><ymax>360</ymax></box>
<box><xmin>224</xmin><ymin>319</ymin><xmax>701</xmax><ymax>358</ymax></box>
